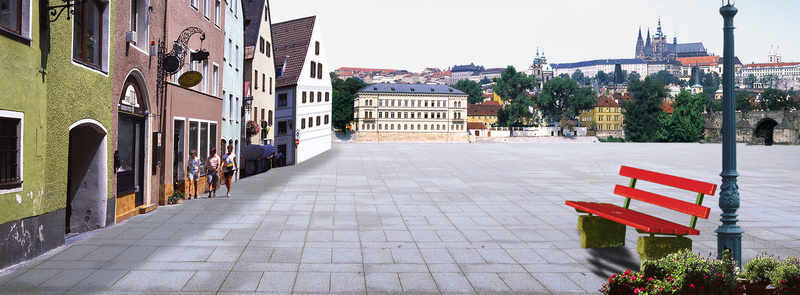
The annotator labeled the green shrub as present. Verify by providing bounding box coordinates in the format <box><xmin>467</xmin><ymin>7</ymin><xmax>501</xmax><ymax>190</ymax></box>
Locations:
<box><xmin>741</xmin><ymin>254</ymin><xmax>781</xmax><ymax>283</ymax></box>
<box><xmin>770</xmin><ymin>257</ymin><xmax>800</xmax><ymax>294</ymax></box>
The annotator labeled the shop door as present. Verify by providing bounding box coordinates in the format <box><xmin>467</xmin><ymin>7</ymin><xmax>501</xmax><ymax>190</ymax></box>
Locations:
<box><xmin>117</xmin><ymin>114</ymin><xmax>146</xmax><ymax>206</ymax></box>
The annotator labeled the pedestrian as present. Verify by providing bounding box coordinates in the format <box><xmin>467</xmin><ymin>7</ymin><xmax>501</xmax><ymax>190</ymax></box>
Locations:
<box><xmin>222</xmin><ymin>144</ymin><xmax>238</xmax><ymax>198</ymax></box>
<box><xmin>206</xmin><ymin>147</ymin><xmax>221</xmax><ymax>198</ymax></box>
<box><xmin>186</xmin><ymin>150</ymin><xmax>201</xmax><ymax>199</ymax></box>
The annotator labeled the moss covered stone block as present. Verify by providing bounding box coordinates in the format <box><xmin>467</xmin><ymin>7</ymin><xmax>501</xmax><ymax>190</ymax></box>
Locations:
<box><xmin>577</xmin><ymin>215</ymin><xmax>626</xmax><ymax>248</ymax></box>
<box><xmin>637</xmin><ymin>236</ymin><xmax>692</xmax><ymax>262</ymax></box>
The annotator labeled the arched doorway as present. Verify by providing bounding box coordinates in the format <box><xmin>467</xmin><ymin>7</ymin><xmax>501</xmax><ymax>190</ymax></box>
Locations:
<box><xmin>67</xmin><ymin>120</ymin><xmax>108</xmax><ymax>234</ymax></box>
<box><xmin>754</xmin><ymin>118</ymin><xmax>779</xmax><ymax>146</ymax></box>
<box><xmin>117</xmin><ymin>74</ymin><xmax>149</xmax><ymax>209</ymax></box>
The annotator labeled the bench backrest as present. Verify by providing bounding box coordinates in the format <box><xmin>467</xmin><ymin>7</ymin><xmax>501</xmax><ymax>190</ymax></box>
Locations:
<box><xmin>616</xmin><ymin>166</ymin><xmax>717</xmax><ymax>229</ymax></box>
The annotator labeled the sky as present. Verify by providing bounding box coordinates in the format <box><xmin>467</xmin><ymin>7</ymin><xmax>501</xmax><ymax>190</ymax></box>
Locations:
<box><xmin>269</xmin><ymin>0</ymin><xmax>800</xmax><ymax>73</ymax></box>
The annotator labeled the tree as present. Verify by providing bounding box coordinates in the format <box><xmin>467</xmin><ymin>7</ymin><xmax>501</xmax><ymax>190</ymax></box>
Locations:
<box><xmin>595</xmin><ymin>71</ymin><xmax>610</xmax><ymax>85</ymax></box>
<box><xmin>651</xmin><ymin>70</ymin><xmax>680</xmax><ymax>86</ymax></box>
<box><xmin>451</xmin><ymin>79</ymin><xmax>484</xmax><ymax>104</ymax></box>
<box><xmin>558</xmin><ymin>73</ymin><xmax>570</xmax><ymax>79</ymax></box>
<box><xmin>761</xmin><ymin>88</ymin><xmax>798</xmax><ymax>110</ymax></box>
<box><xmin>700</xmin><ymin>92</ymin><xmax>722</xmax><ymax>113</ymax></box>
<box><xmin>622</xmin><ymin>76</ymin><xmax>668</xmax><ymax>142</ymax></box>
<box><xmin>735</xmin><ymin>92</ymin><xmax>754</xmax><ymax>113</ymax></box>
<box><xmin>537</xmin><ymin>77</ymin><xmax>596</xmax><ymax>130</ymax></box>
<box><xmin>479</xmin><ymin>77</ymin><xmax>492</xmax><ymax>84</ymax></box>
<box><xmin>571</xmin><ymin>70</ymin><xmax>586</xmax><ymax>85</ymax></box>
<box><xmin>492</xmin><ymin>66</ymin><xmax>536</xmax><ymax>128</ymax></box>
<box><xmin>656</xmin><ymin>90</ymin><xmax>707</xmax><ymax>142</ymax></box>
<box><xmin>627</xmin><ymin>71</ymin><xmax>640</xmax><ymax>83</ymax></box>
<box><xmin>331</xmin><ymin>75</ymin><xmax>366</xmax><ymax>134</ymax></box>
<box><xmin>743</xmin><ymin>74</ymin><xmax>757</xmax><ymax>88</ymax></box>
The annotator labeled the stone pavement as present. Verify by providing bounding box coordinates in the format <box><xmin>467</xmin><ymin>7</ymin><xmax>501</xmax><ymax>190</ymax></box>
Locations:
<box><xmin>1</xmin><ymin>142</ymin><xmax>799</xmax><ymax>294</ymax></box>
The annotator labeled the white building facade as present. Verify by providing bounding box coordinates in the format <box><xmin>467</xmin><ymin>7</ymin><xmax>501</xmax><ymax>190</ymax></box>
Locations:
<box><xmin>354</xmin><ymin>84</ymin><xmax>469</xmax><ymax>142</ymax></box>
<box><xmin>273</xmin><ymin>16</ymin><xmax>332</xmax><ymax>166</ymax></box>
<box><xmin>552</xmin><ymin>59</ymin><xmax>649</xmax><ymax>79</ymax></box>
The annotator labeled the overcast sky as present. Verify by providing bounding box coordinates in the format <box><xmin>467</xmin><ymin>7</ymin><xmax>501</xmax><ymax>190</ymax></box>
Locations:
<box><xmin>269</xmin><ymin>0</ymin><xmax>800</xmax><ymax>73</ymax></box>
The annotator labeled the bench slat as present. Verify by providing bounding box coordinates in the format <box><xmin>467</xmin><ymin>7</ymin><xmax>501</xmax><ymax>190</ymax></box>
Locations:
<box><xmin>565</xmin><ymin>201</ymin><xmax>699</xmax><ymax>235</ymax></box>
<box><xmin>614</xmin><ymin>185</ymin><xmax>711</xmax><ymax>219</ymax></box>
<box><xmin>619</xmin><ymin>166</ymin><xmax>717</xmax><ymax>196</ymax></box>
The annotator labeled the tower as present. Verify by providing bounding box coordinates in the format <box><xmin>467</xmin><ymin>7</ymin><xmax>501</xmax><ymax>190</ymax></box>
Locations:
<box><xmin>652</xmin><ymin>18</ymin><xmax>667</xmax><ymax>61</ymax></box>
<box><xmin>777</xmin><ymin>46</ymin><xmax>782</xmax><ymax>63</ymax></box>
<box><xmin>769</xmin><ymin>46</ymin><xmax>777</xmax><ymax>63</ymax></box>
<box><xmin>635</xmin><ymin>27</ymin><xmax>645</xmax><ymax>59</ymax></box>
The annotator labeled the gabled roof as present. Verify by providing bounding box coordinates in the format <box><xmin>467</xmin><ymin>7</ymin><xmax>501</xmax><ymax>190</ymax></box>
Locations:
<box><xmin>272</xmin><ymin>15</ymin><xmax>316</xmax><ymax>88</ymax></box>
<box><xmin>243</xmin><ymin>0</ymin><xmax>267</xmax><ymax>48</ymax></box>
<box><xmin>467</xmin><ymin>103</ymin><xmax>501</xmax><ymax>116</ymax></box>
<box><xmin>358</xmin><ymin>83</ymin><xmax>466</xmax><ymax>95</ymax></box>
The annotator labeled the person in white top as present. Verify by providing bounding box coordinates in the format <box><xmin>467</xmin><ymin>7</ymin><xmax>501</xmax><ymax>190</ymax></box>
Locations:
<box><xmin>186</xmin><ymin>150</ymin><xmax>201</xmax><ymax>199</ymax></box>
<box><xmin>221</xmin><ymin>144</ymin><xmax>238</xmax><ymax>198</ymax></box>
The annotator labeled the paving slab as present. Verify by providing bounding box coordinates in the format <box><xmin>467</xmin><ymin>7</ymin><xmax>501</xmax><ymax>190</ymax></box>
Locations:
<box><xmin>1</xmin><ymin>142</ymin><xmax>799</xmax><ymax>294</ymax></box>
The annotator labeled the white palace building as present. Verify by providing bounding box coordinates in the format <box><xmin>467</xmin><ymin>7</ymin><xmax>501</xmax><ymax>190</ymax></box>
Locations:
<box><xmin>354</xmin><ymin>84</ymin><xmax>469</xmax><ymax>142</ymax></box>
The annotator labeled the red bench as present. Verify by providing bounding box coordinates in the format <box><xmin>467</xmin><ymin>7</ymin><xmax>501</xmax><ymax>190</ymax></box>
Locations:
<box><xmin>565</xmin><ymin>166</ymin><xmax>717</xmax><ymax>261</ymax></box>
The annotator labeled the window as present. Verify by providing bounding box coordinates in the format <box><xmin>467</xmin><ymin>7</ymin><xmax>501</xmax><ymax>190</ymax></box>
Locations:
<box><xmin>265</xmin><ymin>41</ymin><xmax>270</xmax><ymax>57</ymax></box>
<box><xmin>235</xmin><ymin>45</ymin><xmax>239</xmax><ymax>70</ymax></box>
<box><xmin>0</xmin><ymin>0</ymin><xmax>29</xmax><ymax>37</ymax></box>
<box><xmin>202</xmin><ymin>60</ymin><xmax>209</xmax><ymax>93</ymax></box>
<box><xmin>262</xmin><ymin>73</ymin><xmax>265</xmax><ymax>92</ymax></box>
<box><xmin>259</xmin><ymin>37</ymin><xmax>264</xmax><ymax>53</ymax></box>
<box><xmin>235</xmin><ymin>97</ymin><xmax>239</xmax><ymax>122</ymax></box>
<box><xmin>191</xmin><ymin>0</ymin><xmax>197</xmax><ymax>9</ymax></box>
<box><xmin>277</xmin><ymin>121</ymin><xmax>287</xmax><ymax>134</ymax></box>
<box><xmin>317</xmin><ymin>91</ymin><xmax>321</xmax><ymax>102</ymax></box>
<box><xmin>73</xmin><ymin>0</ymin><xmax>107</xmax><ymax>70</ymax></box>
<box><xmin>302</xmin><ymin>91</ymin><xmax>306</xmax><ymax>103</ymax></box>
<box><xmin>0</xmin><ymin>112</ymin><xmax>22</xmax><ymax>190</ymax></box>
<box><xmin>229</xmin><ymin>94</ymin><xmax>234</xmax><ymax>119</ymax></box>
<box><xmin>268</xmin><ymin>110</ymin><xmax>273</xmax><ymax>126</ymax></box>
<box><xmin>214</xmin><ymin>0</ymin><xmax>221</xmax><ymax>26</ymax></box>
<box><xmin>316</xmin><ymin>116</ymin><xmax>320</xmax><ymax>126</ymax></box>
<box><xmin>188</xmin><ymin>120</ymin><xmax>217</xmax><ymax>175</ymax></box>
<box><xmin>315</xmin><ymin>41</ymin><xmax>320</xmax><ymax>55</ymax></box>
<box><xmin>310</xmin><ymin>61</ymin><xmax>316</xmax><ymax>78</ymax></box>
<box><xmin>277</xmin><ymin>93</ymin><xmax>287</xmax><ymax>107</ymax></box>
<box><xmin>301</xmin><ymin>118</ymin><xmax>305</xmax><ymax>129</ymax></box>
<box><xmin>317</xmin><ymin>63</ymin><xmax>323</xmax><ymax>79</ymax></box>
<box><xmin>308</xmin><ymin>116</ymin><xmax>313</xmax><ymax>127</ymax></box>
<box><xmin>227</xmin><ymin>39</ymin><xmax>232</xmax><ymax>64</ymax></box>
<box><xmin>212</xmin><ymin>64</ymin><xmax>219</xmax><ymax>96</ymax></box>
<box><xmin>222</xmin><ymin>90</ymin><xmax>227</xmax><ymax>118</ymax></box>
<box><xmin>203</xmin><ymin>0</ymin><xmax>209</xmax><ymax>18</ymax></box>
<box><xmin>254</xmin><ymin>70</ymin><xmax>258</xmax><ymax>89</ymax></box>
<box><xmin>269</xmin><ymin>78</ymin><xmax>272</xmax><ymax>94</ymax></box>
<box><xmin>325</xmin><ymin>92</ymin><xmax>329</xmax><ymax>102</ymax></box>
<box><xmin>324</xmin><ymin>115</ymin><xmax>329</xmax><ymax>125</ymax></box>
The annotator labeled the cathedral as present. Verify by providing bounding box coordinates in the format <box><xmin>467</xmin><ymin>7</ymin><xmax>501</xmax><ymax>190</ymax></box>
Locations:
<box><xmin>635</xmin><ymin>19</ymin><xmax>708</xmax><ymax>62</ymax></box>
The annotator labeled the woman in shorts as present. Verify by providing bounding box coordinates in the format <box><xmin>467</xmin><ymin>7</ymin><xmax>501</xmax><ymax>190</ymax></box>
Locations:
<box><xmin>206</xmin><ymin>148</ymin><xmax>221</xmax><ymax>197</ymax></box>
<box><xmin>221</xmin><ymin>144</ymin><xmax>238</xmax><ymax>198</ymax></box>
<box><xmin>186</xmin><ymin>150</ymin><xmax>201</xmax><ymax>199</ymax></box>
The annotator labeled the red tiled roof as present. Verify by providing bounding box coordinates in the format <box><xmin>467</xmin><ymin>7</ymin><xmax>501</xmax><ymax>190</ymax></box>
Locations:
<box><xmin>483</xmin><ymin>100</ymin><xmax>499</xmax><ymax>105</ymax></box>
<box><xmin>678</xmin><ymin>56</ymin><xmax>720</xmax><ymax>66</ymax></box>
<box><xmin>742</xmin><ymin>62</ymin><xmax>800</xmax><ymax>69</ymax></box>
<box><xmin>595</xmin><ymin>96</ymin><xmax>621</xmax><ymax>107</ymax></box>
<box><xmin>662</xmin><ymin>101</ymin><xmax>674</xmax><ymax>113</ymax></box>
<box><xmin>273</xmin><ymin>16</ymin><xmax>316</xmax><ymax>88</ymax></box>
<box><xmin>468</xmin><ymin>103</ymin><xmax>500</xmax><ymax>116</ymax></box>
<box><xmin>337</xmin><ymin>67</ymin><xmax>397</xmax><ymax>73</ymax></box>
<box><xmin>467</xmin><ymin>122</ymin><xmax>488</xmax><ymax>130</ymax></box>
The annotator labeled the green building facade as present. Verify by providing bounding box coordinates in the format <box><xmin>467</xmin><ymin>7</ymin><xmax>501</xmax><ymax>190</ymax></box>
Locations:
<box><xmin>0</xmin><ymin>0</ymin><xmax>115</xmax><ymax>269</ymax></box>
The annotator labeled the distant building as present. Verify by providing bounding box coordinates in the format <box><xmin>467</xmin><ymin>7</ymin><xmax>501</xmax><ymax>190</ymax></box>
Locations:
<box><xmin>579</xmin><ymin>96</ymin><xmax>624</xmax><ymax>138</ymax></box>
<box><xmin>528</xmin><ymin>47</ymin><xmax>554</xmax><ymax>86</ymax></box>
<box><xmin>635</xmin><ymin>18</ymin><xmax>708</xmax><ymax>62</ymax></box>
<box><xmin>740</xmin><ymin>47</ymin><xmax>800</xmax><ymax>90</ymax></box>
<box><xmin>449</xmin><ymin>63</ymin><xmax>484</xmax><ymax>84</ymax></box>
<box><xmin>467</xmin><ymin>103</ymin><xmax>501</xmax><ymax>127</ymax></box>
<box><xmin>552</xmin><ymin>58</ymin><xmax>648</xmax><ymax>79</ymax></box>
<box><xmin>353</xmin><ymin>84</ymin><xmax>469</xmax><ymax>142</ymax></box>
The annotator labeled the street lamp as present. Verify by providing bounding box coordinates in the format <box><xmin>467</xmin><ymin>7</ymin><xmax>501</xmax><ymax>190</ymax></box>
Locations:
<box><xmin>716</xmin><ymin>0</ymin><xmax>744</xmax><ymax>268</ymax></box>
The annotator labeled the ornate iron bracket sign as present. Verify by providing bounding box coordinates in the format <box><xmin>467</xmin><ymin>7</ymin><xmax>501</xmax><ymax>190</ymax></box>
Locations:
<box><xmin>46</xmin><ymin>0</ymin><xmax>83</xmax><ymax>22</ymax></box>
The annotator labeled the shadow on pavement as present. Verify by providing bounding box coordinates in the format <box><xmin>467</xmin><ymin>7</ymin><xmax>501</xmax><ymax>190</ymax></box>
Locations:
<box><xmin>587</xmin><ymin>246</ymin><xmax>640</xmax><ymax>279</ymax></box>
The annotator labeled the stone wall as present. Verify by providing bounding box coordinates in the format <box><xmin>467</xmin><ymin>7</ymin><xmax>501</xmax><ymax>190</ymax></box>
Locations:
<box><xmin>356</xmin><ymin>132</ymin><xmax>469</xmax><ymax>143</ymax></box>
<box><xmin>704</xmin><ymin>111</ymin><xmax>800</xmax><ymax>145</ymax></box>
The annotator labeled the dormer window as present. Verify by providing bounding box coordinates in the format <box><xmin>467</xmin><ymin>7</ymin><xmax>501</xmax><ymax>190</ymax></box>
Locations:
<box><xmin>315</xmin><ymin>41</ymin><xmax>320</xmax><ymax>55</ymax></box>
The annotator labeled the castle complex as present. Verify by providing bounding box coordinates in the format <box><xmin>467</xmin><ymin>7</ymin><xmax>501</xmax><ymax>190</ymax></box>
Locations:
<box><xmin>635</xmin><ymin>18</ymin><xmax>709</xmax><ymax>62</ymax></box>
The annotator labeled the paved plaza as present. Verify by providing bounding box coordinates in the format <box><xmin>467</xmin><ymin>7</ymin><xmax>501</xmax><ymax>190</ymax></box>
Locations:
<box><xmin>1</xmin><ymin>142</ymin><xmax>799</xmax><ymax>294</ymax></box>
